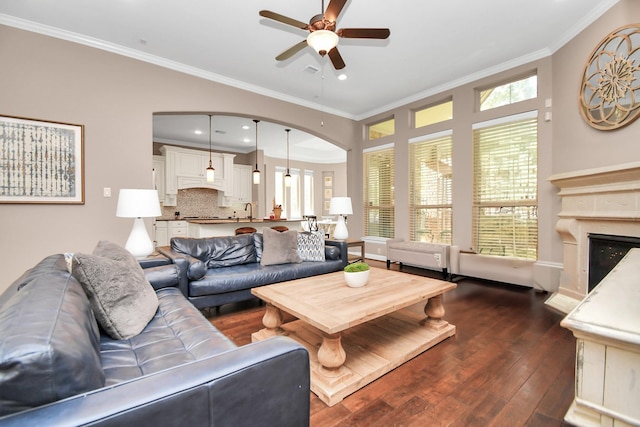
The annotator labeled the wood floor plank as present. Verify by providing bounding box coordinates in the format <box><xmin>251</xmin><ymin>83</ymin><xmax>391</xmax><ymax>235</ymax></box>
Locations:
<box><xmin>208</xmin><ymin>261</ymin><xmax>576</xmax><ymax>426</ymax></box>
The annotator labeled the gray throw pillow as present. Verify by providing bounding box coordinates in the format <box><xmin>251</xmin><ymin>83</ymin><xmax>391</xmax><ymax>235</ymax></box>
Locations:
<box><xmin>260</xmin><ymin>227</ymin><xmax>302</xmax><ymax>266</ymax></box>
<box><xmin>297</xmin><ymin>231</ymin><xmax>325</xmax><ymax>261</ymax></box>
<box><xmin>72</xmin><ymin>241</ymin><xmax>159</xmax><ymax>340</ymax></box>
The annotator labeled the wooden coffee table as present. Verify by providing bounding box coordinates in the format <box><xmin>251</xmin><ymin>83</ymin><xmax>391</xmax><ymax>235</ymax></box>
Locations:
<box><xmin>251</xmin><ymin>268</ymin><xmax>456</xmax><ymax>406</ymax></box>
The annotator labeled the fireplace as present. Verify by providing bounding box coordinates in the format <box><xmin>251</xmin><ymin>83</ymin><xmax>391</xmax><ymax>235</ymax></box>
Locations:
<box><xmin>547</xmin><ymin>161</ymin><xmax>640</xmax><ymax>313</ymax></box>
<box><xmin>588</xmin><ymin>233</ymin><xmax>640</xmax><ymax>292</ymax></box>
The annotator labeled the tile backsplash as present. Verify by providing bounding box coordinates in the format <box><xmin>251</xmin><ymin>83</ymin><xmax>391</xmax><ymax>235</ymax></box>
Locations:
<box><xmin>159</xmin><ymin>188</ymin><xmax>241</xmax><ymax>219</ymax></box>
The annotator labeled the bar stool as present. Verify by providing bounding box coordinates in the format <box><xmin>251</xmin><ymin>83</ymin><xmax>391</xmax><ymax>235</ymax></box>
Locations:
<box><xmin>235</xmin><ymin>227</ymin><xmax>257</xmax><ymax>235</ymax></box>
<box><xmin>271</xmin><ymin>226</ymin><xmax>288</xmax><ymax>232</ymax></box>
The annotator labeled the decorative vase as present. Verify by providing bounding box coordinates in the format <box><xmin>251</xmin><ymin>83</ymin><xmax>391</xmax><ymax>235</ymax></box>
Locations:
<box><xmin>344</xmin><ymin>270</ymin><xmax>369</xmax><ymax>288</ymax></box>
<box><xmin>273</xmin><ymin>207</ymin><xmax>282</xmax><ymax>219</ymax></box>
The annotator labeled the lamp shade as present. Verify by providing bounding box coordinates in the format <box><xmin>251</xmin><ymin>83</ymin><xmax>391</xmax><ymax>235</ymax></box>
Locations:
<box><xmin>307</xmin><ymin>30</ymin><xmax>339</xmax><ymax>55</ymax></box>
<box><xmin>116</xmin><ymin>189</ymin><xmax>161</xmax><ymax>218</ymax></box>
<box><xmin>329</xmin><ymin>197</ymin><xmax>353</xmax><ymax>215</ymax></box>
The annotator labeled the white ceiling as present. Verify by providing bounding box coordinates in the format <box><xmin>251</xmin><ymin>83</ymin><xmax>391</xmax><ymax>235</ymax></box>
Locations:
<box><xmin>0</xmin><ymin>0</ymin><xmax>619</xmax><ymax>161</ymax></box>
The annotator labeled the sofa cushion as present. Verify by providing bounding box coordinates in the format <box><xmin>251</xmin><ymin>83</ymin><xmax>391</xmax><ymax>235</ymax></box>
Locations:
<box><xmin>100</xmin><ymin>287</ymin><xmax>236</xmax><ymax>384</ymax></box>
<box><xmin>253</xmin><ymin>233</ymin><xmax>264</xmax><ymax>262</ymax></box>
<box><xmin>189</xmin><ymin>260</ymin><xmax>346</xmax><ymax>297</ymax></box>
<box><xmin>297</xmin><ymin>232</ymin><xmax>325</xmax><ymax>262</ymax></box>
<box><xmin>260</xmin><ymin>227</ymin><xmax>302</xmax><ymax>266</ymax></box>
<box><xmin>172</xmin><ymin>235</ymin><xmax>257</xmax><ymax>268</ymax></box>
<box><xmin>72</xmin><ymin>241</ymin><xmax>159</xmax><ymax>340</ymax></box>
<box><xmin>0</xmin><ymin>255</ymin><xmax>104</xmax><ymax>416</ymax></box>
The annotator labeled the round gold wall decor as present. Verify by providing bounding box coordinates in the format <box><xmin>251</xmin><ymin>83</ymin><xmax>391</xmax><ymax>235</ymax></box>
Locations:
<box><xmin>579</xmin><ymin>24</ymin><xmax>640</xmax><ymax>130</ymax></box>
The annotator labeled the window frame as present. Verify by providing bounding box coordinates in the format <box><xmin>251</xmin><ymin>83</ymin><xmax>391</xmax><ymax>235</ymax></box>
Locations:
<box><xmin>408</xmin><ymin>130</ymin><xmax>453</xmax><ymax>244</ymax></box>
<box><xmin>472</xmin><ymin>111</ymin><xmax>538</xmax><ymax>259</ymax></box>
<box><xmin>363</xmin><ymin>143</ymin><xmax>395</xmax><ymax>239</ymax></box>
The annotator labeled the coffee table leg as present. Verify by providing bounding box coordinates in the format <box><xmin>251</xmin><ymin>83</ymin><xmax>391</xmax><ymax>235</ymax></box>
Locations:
<box><xmin>421</xmin><ymin>294</ymin><xmax>449</xmax><ymax>330</ymax></box>
<box><xmin>317</xmin><ymin>333</ymin><xmax>346</xmax><ymax>377</ymax></box>
<box><xmin>261</xmin><ymin>303</ymin><xmax>284</xmax><ymax>337</ymax></box>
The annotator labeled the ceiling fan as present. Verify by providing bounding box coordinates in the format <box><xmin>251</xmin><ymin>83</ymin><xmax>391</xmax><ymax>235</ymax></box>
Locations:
<box><xmin>259</xmin><ymin>0</ymin><xmax>390</xmax><ymax>70</ymax></box>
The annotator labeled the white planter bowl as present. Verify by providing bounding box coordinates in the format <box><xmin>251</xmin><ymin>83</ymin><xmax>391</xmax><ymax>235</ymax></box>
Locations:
<box><xmin>344</xmin><ymin>270</ymin><xmax>370</xmax><ymax>288</ymax></box>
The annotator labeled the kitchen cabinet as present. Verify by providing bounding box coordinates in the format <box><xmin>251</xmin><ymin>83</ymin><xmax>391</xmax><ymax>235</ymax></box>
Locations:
<box><xmin>154</xmin><ymin>220</ymin><xmax>187</xmax><ymax>246</ymax></box>
<box><xmin>232</xmin><ymin>165</ymin><xmax>253</xmax><ymax>203</ymax></box>
<box><xmin>159</xmin><ymin>146</ymin><xmax>235</xmax><ymax>206</ymax></box>
<box><xmin>152</xmin><ymin>155</ymin><xmax>165</xmax><ymax>202</ymax></box>
<box><xmin>154</xmin><ymin>220</ymin><xmax>168</xmax><ymax>247</ymax></box>
<box><xmin>219</xmin><ymin>164</ymin><xmax>252</xmax><ymax>206</ymax></box>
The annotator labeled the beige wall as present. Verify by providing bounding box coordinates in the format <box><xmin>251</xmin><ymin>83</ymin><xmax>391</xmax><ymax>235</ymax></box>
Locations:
<box><xmin>2</xmin><ymin>1</ymin><xmax>639</xmax><ymax>292</ymax></box>
<box><xmin>552</xmin><ymin>0</ymin><xmax>640</xmax><ymax>174</ymax></box>
<box><xmin>0</xmin><ymin>25</ymin><xmax>358</xmax><ymax>291</ymax></box>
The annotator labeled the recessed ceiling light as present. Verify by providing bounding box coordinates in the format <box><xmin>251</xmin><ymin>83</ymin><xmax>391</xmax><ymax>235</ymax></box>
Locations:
<box><xmin>243</xmin><ymin>138</ymin><xmax>251</xmax><ymax>143</ymax></box>
<box><xmin>242</xmin><ymin>125</ymin><xmax>250</xmax><ymax>130</ymax></box>
<box><xmin>338</xmin><ymin>74</ymin><xmax>347</xmax><ymax>81</ymax></box>
<box><xmin>194</xmin><ymin>130</ymin><xmax>203</xmax><ymax>135</ymax></box>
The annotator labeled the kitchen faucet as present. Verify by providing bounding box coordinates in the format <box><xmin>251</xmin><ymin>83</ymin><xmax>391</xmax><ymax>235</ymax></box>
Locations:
<box><xmin>244</xmin><ymin>202</ymin><xmax>253</xmax><ymax>220</ymax></box>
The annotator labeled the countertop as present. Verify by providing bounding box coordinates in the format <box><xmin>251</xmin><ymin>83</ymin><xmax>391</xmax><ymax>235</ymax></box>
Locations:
<box><xmin>156</xmin><ymin>217</ymin><xmax>296</xmax><ymax>224</ymax></box>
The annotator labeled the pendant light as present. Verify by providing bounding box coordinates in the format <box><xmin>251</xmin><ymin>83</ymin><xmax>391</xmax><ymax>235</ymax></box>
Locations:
<box><xmin>252</xmin><ymin>119</ymin><xmax>261</xmax><ymax>185</ymax></box>
<box><xmin>284</xmin><ymin>128</ymin><xmax>291</xmax><ymax>187</ymax></box>
<box><xmin>205</xmin><ymin>114</ymin><xmax>215</xmax><ymax>182</ymax></box>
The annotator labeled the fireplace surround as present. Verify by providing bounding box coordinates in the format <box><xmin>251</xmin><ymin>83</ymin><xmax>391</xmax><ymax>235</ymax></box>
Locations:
<box><xmin>546</xmin><ymin>161</ymin><xmax>640</xmax><ymax>313</ymax></box>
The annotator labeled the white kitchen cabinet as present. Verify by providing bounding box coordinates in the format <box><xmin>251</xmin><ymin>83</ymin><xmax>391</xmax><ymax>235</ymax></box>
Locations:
<box><xmin>218</xmin><ymin>164</ymin><xmax>252</xmax><ymax>206</ymax></box>
<box><xmin>154</xmin><ymin>220</ymin><xmax>188</xmax><ymax>246</ymax></box>
<box><xmin>233</xmin><ymin>164</ymin><xmax>252</xmax><ymax>203</ymax></box>
<box><xmin>152</xmin><ymin>155</ymin><xmax>165</xmax><ymax>202</ymax></box>
<box><xmin>168</xmin><ymin>220</ymin><xmax>188</xmax><ymax>238</ymax></box>
<box><xmin>154</xmin><ymin>220</ymin><xmax>168</xmax><ymax>247</ymax></box>
<box><xmin>159</xmin><ymin>146</ymin><xmax>235</xmax><ymax>206</ymax></box>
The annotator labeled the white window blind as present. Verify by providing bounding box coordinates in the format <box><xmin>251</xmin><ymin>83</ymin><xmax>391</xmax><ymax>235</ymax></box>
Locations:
<box><xmin>303</xmin><ymin>170</ymin><xmax>314</xmax><ymax>216</ymax></box>
<box><xmin>472</xmin><ymin>112</ymin><xmax>538</xmax><ymax>259</ymax></box>
<box><xmin>409</xmin><ymin>131</ymin><xmax>452</xmax><ymax>244</ymax></box>
<box><xmin>363</xmin><ymin>145</ymin><xmax>395</xmax><ymax>238</ymax></box>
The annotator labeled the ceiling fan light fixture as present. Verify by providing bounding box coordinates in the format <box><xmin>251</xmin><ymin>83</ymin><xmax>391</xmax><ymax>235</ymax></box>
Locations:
<box><xmin>307</xmin><ymin>30</ymin><xmax>338</xmax><ymax>56</ymax></box>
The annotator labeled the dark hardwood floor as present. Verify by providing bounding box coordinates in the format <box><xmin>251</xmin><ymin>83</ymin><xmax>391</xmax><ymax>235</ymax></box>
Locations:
<box><xmin>207</xmin><ymin>261</ymin><xmax>576</xmax><ymax>427</ymax></box>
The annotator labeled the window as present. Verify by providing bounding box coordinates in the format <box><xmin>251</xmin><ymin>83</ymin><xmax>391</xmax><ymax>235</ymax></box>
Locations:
<box><xmin>409</xmin><ymin>131</ymin><xmax>452</xmax><ymax>244</ymax></box>
<box><xmin>304</xmin><ymin>170</ymin><xmax>314</xmax><ymax>216</ymax></box>
<box><xmin>275</xmin><ymin>167</ymin><xmax>301</xmax><ymax>219</ymax></box>
<box><xmin>368</xmin><ymin>118</ymin><xmax>395</xmax><ymax>140</ymax></box>
<box><xmin>363</xmin><ymin>145</ymin><xmax>394</xmax><ymax>238</ymax></box>
<box><xmin>479</xmin><ymin>74</ymin><xmax>537</xmax><ymax>111</ymax></box>
<box><xmin>472</xmin><ymin>112</ymin><xmax>538</xmax><ymax>259</ymax></box>
<box><xmin>414</xmin><ymin>100</ymin><xmax>453</xmax><ymax>128</ymax></box>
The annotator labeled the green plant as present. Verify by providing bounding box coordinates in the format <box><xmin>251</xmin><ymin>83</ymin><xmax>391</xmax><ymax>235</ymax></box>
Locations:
<box><xmin>344</xmin><ymin>262</ymin><xmax>370</xmax><ymax>273</ymax></box>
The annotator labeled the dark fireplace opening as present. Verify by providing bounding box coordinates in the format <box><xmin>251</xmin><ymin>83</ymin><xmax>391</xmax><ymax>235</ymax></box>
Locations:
<box><xmin>588</xmin><ymin>233</ymin><xmax>640</xmax><ymax>292</ymax></box>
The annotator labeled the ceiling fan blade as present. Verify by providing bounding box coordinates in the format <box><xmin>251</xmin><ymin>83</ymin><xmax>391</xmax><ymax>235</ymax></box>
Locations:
<box><xmin>328</xmin><ymin>47</ymin><xmax>346</xmax><ymax>70</ymax></box>
<box><xmin>337</xmin><ymin>28</ymin><xmax>391</xmax><ymax>39</ymax></box>
<box><xmin>324</xmin><ymin>0</ymin><xmax>347</xmax><ymax>23</ymax></box>
<box><xmin>276</xmin><ymin>40</ymin><xmax>308</xmax><ymax>61</ymax></box>
<box><xmin>259</xmin><ymin>10</ymin><xmax>309</xmax><ymax>30</ymax></box>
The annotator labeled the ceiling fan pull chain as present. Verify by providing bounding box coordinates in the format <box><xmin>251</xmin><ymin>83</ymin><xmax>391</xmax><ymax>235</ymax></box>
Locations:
<box><xmin>320</xmin><ymin>63</ymin><xmax>325</xmax><ymax>127</ymax></box>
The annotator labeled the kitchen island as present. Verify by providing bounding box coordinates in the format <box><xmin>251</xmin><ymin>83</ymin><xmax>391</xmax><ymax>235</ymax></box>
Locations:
<box><xmin>186</xmin><ymin>218</ymin><xmax>302</xmax><ymax>238</ymax></box>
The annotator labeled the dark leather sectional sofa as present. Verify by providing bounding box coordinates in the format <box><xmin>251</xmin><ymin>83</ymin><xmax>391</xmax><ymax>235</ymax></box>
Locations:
<box><xmin>0</xmin><ymin>253</ymin><xmax>310</xmax><ymax>426</ymax></box>
<box><xmin>158</xmin><ymin>232</ymin><xmax>349</xmax><ymax>309</ymax></box>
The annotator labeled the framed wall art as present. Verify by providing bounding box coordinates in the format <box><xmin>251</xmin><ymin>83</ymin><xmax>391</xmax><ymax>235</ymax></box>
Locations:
<box><xmin>0</xmin><ymin>115</ymin><xmax>84</xmax><ymax>204</ymax></box>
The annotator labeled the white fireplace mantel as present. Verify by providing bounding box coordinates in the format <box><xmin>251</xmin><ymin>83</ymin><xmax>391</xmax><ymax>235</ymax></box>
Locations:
<box><xmin>545</xmin><ymin>161</ymin><xmax>640</xmax><ymax>314</ymax></box>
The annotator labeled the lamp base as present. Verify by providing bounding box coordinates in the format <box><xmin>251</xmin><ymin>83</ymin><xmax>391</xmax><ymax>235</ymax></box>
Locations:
<box><xmin>125</xmin><ymin>217</ymin><xmax>154</xmax><ymax>259</ymax></box>
<box><xmin>333</xmin><ymin>215</ymin><xmax>349</xmax><ymax>240</ymax></box>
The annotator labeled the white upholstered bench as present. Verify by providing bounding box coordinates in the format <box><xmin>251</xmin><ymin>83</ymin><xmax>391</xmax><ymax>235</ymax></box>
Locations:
<box><xmin>386</xmin><ymin>239</ymin><xmax>450</xmax><ymax>280</ymax></box>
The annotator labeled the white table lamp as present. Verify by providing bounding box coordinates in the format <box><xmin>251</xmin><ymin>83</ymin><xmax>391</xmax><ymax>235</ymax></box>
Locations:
<box><xmin>329</xmin><ymin>197</ymin><xmax>353</xmax><ymax>240</ymax></box>
<box><xmin>116</xmin><ymin>189</ymin><xmax>162</xmax><ymax>258</ymax></box>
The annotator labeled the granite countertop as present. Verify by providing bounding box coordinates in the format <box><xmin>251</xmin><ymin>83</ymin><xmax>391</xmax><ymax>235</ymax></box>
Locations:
<box><xmin>156</xmin><ymin>217</ymin><xmax>296</xmax><ymax>224</ymax></box>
